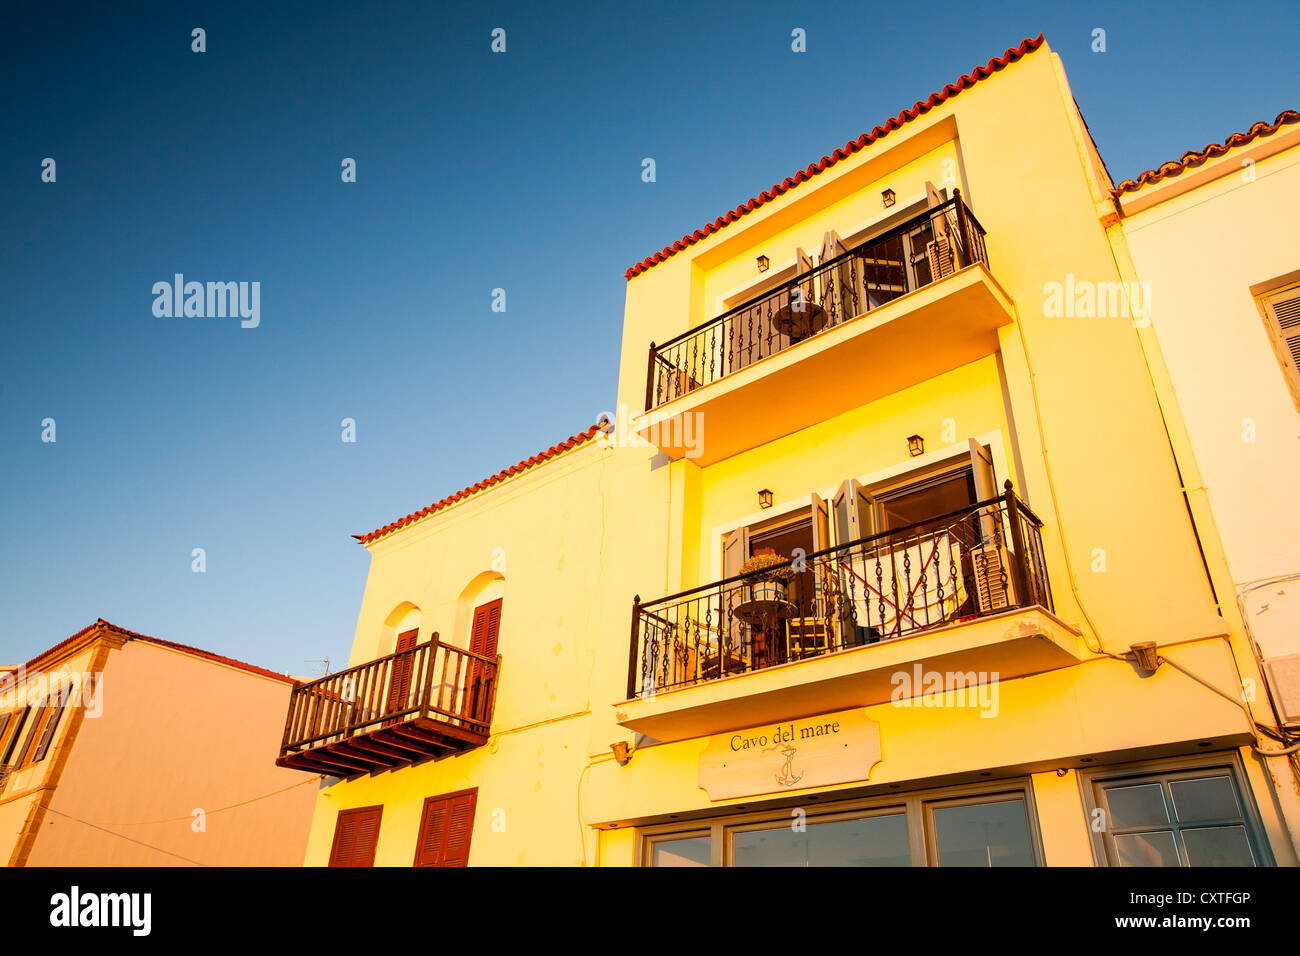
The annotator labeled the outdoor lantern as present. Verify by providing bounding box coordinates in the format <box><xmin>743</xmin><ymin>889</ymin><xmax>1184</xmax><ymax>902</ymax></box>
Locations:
<box><xmin>907</xmin><ymin>434</ymin><xmax>924</xmax><ymax>457</ymax></box>
<box><xmin>756</xmin><ymin>255</ymin><xmax>770</xmax><ymax>273</ymax></box>
<box><xmin>758</xmin><ymin>489</ymin><xmax>774</xmax><ymax>509</ymax></box>
<box><xmin>1130</xmin><ymin>642</ymin><xmax>1161</xmax><ymax>672</ymax></box>
<box><xmin>882</xmin><ymin>188</ymin><xmax>896</xmax><ymax>208</ymax></box>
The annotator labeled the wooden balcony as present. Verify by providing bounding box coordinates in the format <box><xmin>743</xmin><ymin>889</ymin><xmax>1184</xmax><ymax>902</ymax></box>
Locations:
<box><xmin>277</xmin><ymin>636</ymin><xmax>499</xmax><ymax>778</ymax></box>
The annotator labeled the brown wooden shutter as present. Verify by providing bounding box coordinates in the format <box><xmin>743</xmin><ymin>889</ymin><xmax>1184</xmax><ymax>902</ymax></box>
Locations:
<box><xmin>0</xmin><ymin>714</ymin><xmax>11</xmax><ymax>752</ymax></box>
<box><xmin>385</xmin><ymin>628</ymin><xmax>420</xmax><ymax>719</ymax></box>
<box><xmin>469</xmin><ymin>600</ymin><xmax>502</xmax><ymax>658</ymax></box>
<box><xmin>467</xmin><ymin>602</ymin><xmax>502</xmax><ymax>722</ymax></box>
<box><xmin>17</xmin><ymin>699</ymin><xmax>49</xmax><ymax>767</ymax></box>
<box><xmin>414</xmin><ymin>788</ymin><xmax>477</xmax><ymax>867</ymax></box>
<box><xmin>1</xmin><ymin>708</ymin><xmax>29</xmax><ymax>766</ymax></box>
<box><xmin>328</xmin><ymin>805</ymin><xmax>383</xmax><ymax>867</ymax></box>
<box><xmin>1262</xmin><ymin>284</ymin><xmax>1300</xmax><ymax>404</ymax></box>
<box><xmin>31</xmin><ymin>685</ymin><xmax>71</xmax><ymax>764</ymax></box>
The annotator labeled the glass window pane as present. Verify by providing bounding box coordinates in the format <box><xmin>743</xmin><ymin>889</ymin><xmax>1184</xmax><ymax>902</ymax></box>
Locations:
<box><xmin>733</xmin><ymin>813</ymin><xmax>910</xmax><ymax>867</ymax></box>
<box><xmin>931</xmin><ymin>798</ymin><xmax>1036</xmax><ymax>867</ymax></box>
<box><xmin>1103</xmin><ymin>783</ymin><xmax>1170</xmax><ymax>828</ymax></box>
<box><xmin>1170</xmin><ymin>775</ymin><xmax>1241</xmax><ymax>823</ymax></box>
<box><xmin>652</xmin><ymin>836</ymin><xmax>710</xmax><ymax>867</ymax></box>
<box><xmin>1182</xmin><ymin>826</ymin><xmax>1256</xmax><ymax>866</ymax></box>
<box><xmin>1114</xmin><ymin>830</ymin><xmax>1182</xmax><ymax>866</ymax></box>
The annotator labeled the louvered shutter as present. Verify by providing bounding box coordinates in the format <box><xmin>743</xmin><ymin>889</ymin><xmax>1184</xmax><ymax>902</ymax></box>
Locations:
<box><xmin>1</xmin><ymin>708</ymin><xmax>29</xmax><ymax>766</ymax></box>
<box><xmin>385</xmin><ymin>629</ymin><xmax>420</xmax><ymax>720</ymax></box>
<box><xmin>328</xmin><ymin>805</ymin><xmax>383</xmax><ymax>867</ymax></box>
<box><xmin>1262</xmin><ymin>285</ymin><xmax>1300</xmax><ymax>397</ymax></box>
<box><xmin>0</xmin><ymin>714</ymin><xmax>11</xmax><ymax>752</ymax></box>
<box><xmin>17</xmin><ymin>699</ymin><xmax>48</xmax><ymax>767</ymax></box>
<box><xmin>415</xmin><ymin>789</ymin><xmax>477</xmax><ymax>867</ymax></box>
<box><xmin>31</xmin><ymin>685</ymin><xmax>70</xmax><ymax>764</ymax></box>
<box><xmin>440</xmin><ymin>790</ymin><xmax>477</xmax><ymax>866</ymax></box>
<box><xmin>467</xmin><ymin>601</ymin><xmax>502</xmax><ymax>722</ymax></box>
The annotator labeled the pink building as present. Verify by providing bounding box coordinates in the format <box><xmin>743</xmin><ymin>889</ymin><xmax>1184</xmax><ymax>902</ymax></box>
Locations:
<box><xmin>0</xmin><ymin>619</ymin><xmax>317</xmax><ymax>866</ymax></box>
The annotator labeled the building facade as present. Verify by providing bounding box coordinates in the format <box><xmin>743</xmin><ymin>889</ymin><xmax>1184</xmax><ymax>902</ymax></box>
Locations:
<box><xmin>0</xmin><ymin>620</ymin><xmax>317</xmax><ymax>866</ymax></box>
<box><xmin>288</xmin><ymin>36</ymin><xmax>1300</xmax><ymax>867</ymax></box>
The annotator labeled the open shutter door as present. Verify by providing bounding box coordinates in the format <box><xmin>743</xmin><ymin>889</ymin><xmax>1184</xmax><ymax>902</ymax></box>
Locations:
<box><xmin>819</xmin><ymin>230</ymin><xmax>861</xmax><ymax>325</ymax></box>
<box><xmin>469</xmin><ymin>599</ymin><xmax>503</xmax><ymax>658</ymax></box>
<box><xmin>721</xmin><ymin>526</ymin><xmax>750</xmax><ymax>669</ymax></box>
<box><xmin>31</xmin><ymin>684</ymin><xmax>71</xmax><ymax>764</ymax></box>
<box><xmin>328</xmin><ymin>805</ymin><xmax>383</xmax><ymax>867</ymax></box>
<box><xmin>468</xmin><ymin>600</ymin><xmax>503</xmax><ymax>724</ymax></box>
<box><xmin>1262</xmin><ymin>286</ymin><xmax>1300</xmax><ymax>399</ymax></box>
<box><xmin>385</xmin><ymin>629</ymin><xmax>420</xmax><ymax>722</ymax></box>
<box><xmin>832</xmin><ymin>479</ymin><xmax>877</xmax><ymax>545</ymax></box>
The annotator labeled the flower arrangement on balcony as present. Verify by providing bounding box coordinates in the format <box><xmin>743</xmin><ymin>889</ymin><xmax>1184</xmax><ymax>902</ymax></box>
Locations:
<box><xmin>740</xmin><ymin>550</ymin><xmax>794</xmax><ymax>603</ymax></box>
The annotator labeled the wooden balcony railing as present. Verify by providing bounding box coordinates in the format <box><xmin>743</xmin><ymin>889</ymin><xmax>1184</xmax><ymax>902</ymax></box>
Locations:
<box><xmin>277</xmin><ymin>635</ymin><xmax>500</xmax><ymax>778</ymax></box>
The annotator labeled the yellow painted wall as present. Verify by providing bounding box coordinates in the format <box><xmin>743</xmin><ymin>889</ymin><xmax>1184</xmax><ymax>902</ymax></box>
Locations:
<box><xmin>301</xmin><ymin>40</ymin><xmax>1298</xmax><ymax>866</ymax></box>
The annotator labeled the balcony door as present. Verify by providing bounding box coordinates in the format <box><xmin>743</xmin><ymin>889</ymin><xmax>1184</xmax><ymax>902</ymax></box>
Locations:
<box><xmin>384</xmin><ymin>629</ymin><xmax>419</xmax><ymax>726</ymax></box>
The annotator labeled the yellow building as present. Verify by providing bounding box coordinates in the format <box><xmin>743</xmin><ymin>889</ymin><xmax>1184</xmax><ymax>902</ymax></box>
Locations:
<box><xmin>288</xmin><ymin>35</ymin><xmax>1299</xmax><ymax>867</ymax></box>
<box><xmin>1</xmin><ymin>620</ymin><xmax>317</xmax><ymax>866</ymax></box>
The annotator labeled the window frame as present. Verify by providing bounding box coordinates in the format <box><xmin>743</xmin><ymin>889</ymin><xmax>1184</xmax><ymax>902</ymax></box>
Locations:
<box><xmin>1078</xmin><ymin>753</ymin><xmax>1274</xmax><ymax>868</ymax></box>
<box><xmin>637</xmin><ymin>778</ymin><xmax>1043</xmax><ymax>867</ymax></box>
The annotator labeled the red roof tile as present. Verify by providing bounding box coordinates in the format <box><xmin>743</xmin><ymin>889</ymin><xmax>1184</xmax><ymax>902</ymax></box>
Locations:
<box><xmin>18</xmin><ymin>619</ymin><xmax>296</xmax><ymax>684</ymax></box>
<box><xmin>354</xmin><ymin>422</ymin><xmax>607</xmax><ymax>544</ymax></box>
<box><xmin>623</xmin><ymin>34</ymin><xmax>1047</xmax><ymax>280</ymax></box>
<box><xmin>1113</xmin><ymin>109</ymin><xmax>1300</xmax><ymax>196</ymax></box>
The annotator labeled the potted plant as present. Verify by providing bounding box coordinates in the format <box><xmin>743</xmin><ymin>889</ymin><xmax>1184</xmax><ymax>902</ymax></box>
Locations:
<box><xmin>740</xmin><ymin>550</ymin><xmax>794</xmax><ymax>603</ymax></box>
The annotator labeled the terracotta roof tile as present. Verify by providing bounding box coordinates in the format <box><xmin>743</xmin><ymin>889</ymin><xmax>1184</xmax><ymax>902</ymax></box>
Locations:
<box><xmin>623</xmin><ymin>34</ymin><xmax>1047</xmax><ymax>279</ymax></box>
<box><xmin>354</xmin><ymin>422</ymin><xmax>607</xmax><ymax>544</ymax></box>
<box><xmin>1113</xmin><ymin>109</ymin><xmax>1300</xmax><ymax>196</ymax></box>
<box><xmin>18</xmin><ymin>619</ymin><xmax>296</xmax><ymax>684</ymax></box>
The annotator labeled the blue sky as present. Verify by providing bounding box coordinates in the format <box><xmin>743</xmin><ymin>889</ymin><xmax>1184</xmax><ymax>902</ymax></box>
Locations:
<box><xmin>2</xmin><ymin>1</ymin><xmax>1296</xmax><ymax>675</ymax></box>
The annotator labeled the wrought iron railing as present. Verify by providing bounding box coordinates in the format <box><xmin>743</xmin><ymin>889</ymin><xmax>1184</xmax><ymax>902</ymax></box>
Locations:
<box><xmin>280</xmin><ymin>636</ymin><xmax>499</xmax><ymax>757</ymax></box>
<box><xmin>626</xmin><ymin>482</ymin><xmax>1050</xmax><ymax>699</ymax></box>
<box><xmin>645</xmin><ymin>191</ymin><xmax>989</xmax><ymax>410</ymax></box>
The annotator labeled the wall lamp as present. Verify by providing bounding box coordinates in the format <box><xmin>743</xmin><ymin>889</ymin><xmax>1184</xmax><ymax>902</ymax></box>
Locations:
<box><xmin>758</xmin><ymin>489</ymin><xmax>774</xmax><ymax>509</ymax></box>
<box><xmin>610</xmin><ymin>741</ymin><xmax>632</xmax><ymax>766</ymax></box>
<box><xmin>907</xmin><ymin>434</ymin><xmax>924</xmax><ymax>457</ymax></box>
<box><xmin>756</xmin><ymin>255</ymin><xmax>770</xmax><ymax>273</ymax></box>
<box><xmin>882</xmin><ymin>188</ymin><xmax>896</xmax><ymax>208</ymax></box>
<box><xmin>1130</xmin><ymin>642</ymin><xmax>1161</xmax><ymax>672</ymax></box>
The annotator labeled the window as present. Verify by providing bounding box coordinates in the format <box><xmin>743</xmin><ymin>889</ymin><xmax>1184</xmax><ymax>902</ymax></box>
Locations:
<box><xmin>1083</xmin><ymin>758</ymin><xmax>1271</xmax><ymax>867</ymax></box>
<box><xmin>328</xmin><ymin>805</ymin><xmax>383</xmax><ymax>867</ymax></box>
<box><xmin>1259</xmin><ymin>281</ymin><xmax>1300</xmax><ymax>408</ymax></box>
<box><xmin>28</xmin><ymin>684</ymin><xmax>71</xmax><ymax>765</ymax></box>
<box><xmin>414</xmin><ymin>788</ymin><xmax>477</xmax><ymax>867</ymax></box>
<box><xmin>733</xmin><ymin>808</ymin><xmax>911</xmax><ymax>867</ymax></box>
<box><xmin>640</xmin><ymin>781</ymin><xmax>1043</xmax><ymax>867</ymax></box>
<box><xmin>925</xmin><ymin>793</ymin><xmax>1037</xmax><ymax>866</ymax></box>
<box><xmin>648</xmin><ymin>832</ymin><xmax>712</xmax><ymax>867</ymax></box>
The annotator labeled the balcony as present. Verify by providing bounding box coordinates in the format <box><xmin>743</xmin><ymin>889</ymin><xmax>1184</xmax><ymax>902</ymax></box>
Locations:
<box><xmin>277</xmin><ymin>637</ymin><xmax>499</xmax><ymax>778</ymax></box>
<box><xmin>618</xmin><ymin>485</ymin><xmax>1085</xmax><ymax>742</ymax></box>
<box><xmin>637</xmin><ymin>194</ymin><xmax>1015</xmax><ymax>465</ymax></box>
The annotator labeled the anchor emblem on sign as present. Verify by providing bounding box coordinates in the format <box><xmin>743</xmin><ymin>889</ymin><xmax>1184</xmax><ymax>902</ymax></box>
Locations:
<box><xmin>764</xmin><ymin>742</ymin><xmax>804</xmax><ymax>788</ymax></box>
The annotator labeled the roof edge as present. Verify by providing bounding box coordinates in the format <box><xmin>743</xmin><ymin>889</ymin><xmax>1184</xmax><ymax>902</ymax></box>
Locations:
<box><xmin>622</xmin><ymin>33</ymin><xmax>1047</xmax><ymax>280</ymax></box>
<box><xmin>1113</xmin><ymin>109</ymin><xmax>1300</xmax><ymax>197</ymax></box>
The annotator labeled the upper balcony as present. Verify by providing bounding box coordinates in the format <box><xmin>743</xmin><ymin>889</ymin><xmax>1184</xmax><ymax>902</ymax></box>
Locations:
<box><xmin>637</xmin><ymin>194</ymin><xmax>1015</xmax><ymax>465</ymax></box>
<box><xmin>617</xmin><ymin>484</ymin><xmax>1085</xmax><ymax>742</ymax></box>
<box><xmin>277</xmin><ymin>636</ymin><xmax>499</xmax><ymax>778</ymax></box>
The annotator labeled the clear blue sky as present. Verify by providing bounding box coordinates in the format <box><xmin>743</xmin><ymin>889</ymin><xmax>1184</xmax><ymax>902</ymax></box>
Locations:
<box><xmin>2</xmin><ymin>1</ymin><xmax>1296</xmax><ymax>675</ymax></box>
